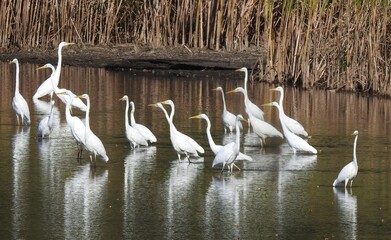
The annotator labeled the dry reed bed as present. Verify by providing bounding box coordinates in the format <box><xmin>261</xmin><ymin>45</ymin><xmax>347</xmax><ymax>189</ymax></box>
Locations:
<box><xmin>1</xmin><ymin>0</ymin><xmax>390</xmax><ymax>95</ymax></box>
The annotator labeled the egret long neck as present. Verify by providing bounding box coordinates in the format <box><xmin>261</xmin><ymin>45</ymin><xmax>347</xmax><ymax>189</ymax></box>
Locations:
<box><xmin>14</xmin><ymin>62</ymin><xmax>20</xmax><ymax>94</ymax></box>
<box><xmin>353</xmin><ymin>134</ymin><xmax>358</xmax><ymax>164</ymax></box>
<box><xmin>84</xmin><ymin>97</ymin><xmax>91</xmax><ymax>130</ymax></box>
<box><xmin>124</xmin><ymin>99</ymin><xmax>130</xmax><ymax>128</ymax></box>
<box><xmin>169</xmin><ymin>103</ymin><xmax>175</xmax><ymax>122</ymax></box>
<box><xmin>235</xmin><ymin>118</ymin><xmax>241</xmax><ymax>152</ymax></box>
<box><xmin>130</xmin><ymin>103</ymin><xmax>136</xmax><ymax>126</ymax></box>
<box><xmin>279</xmin><ymin>90</ymin><xmax>285</xmax><ymax>112</ymax></box>
<box><xmin>244</xmin><ymin>69</ymin><xmax>248</xmax><ymax>93</ymax></box>
<box><xmin>205</xmin><ymin>117</ymin><xmax>218</xmax><ymax>152</ymax></box>
<box><xmin>53</xmin><ymin>45</ymin><xmax>64</xmax><ymax>87</ymax></box>
<box><xmin>161</xmin><ymin>106</ymin><xmax>177</xmax><ymax>133</ymax></box>
<box><xmin>276</xmin><ymin>104</ymin><xmax>289</xmax><ymax>135</ymax></box>
<box><xmin>220</xmin><ymin>89</ymin><xmax>227</xmax><ymax>112</ymax></box>
<box><xmin>65</xmin><ymin>101</ymin><xmax>72</xmax><ymax>123</ymax></box>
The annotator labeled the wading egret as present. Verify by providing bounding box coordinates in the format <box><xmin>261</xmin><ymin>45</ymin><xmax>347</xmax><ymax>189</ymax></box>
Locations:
<box><xmin>189</xmin><ymin>113</ymin><xmax>253</xmax><ymax>164</ymax></box>
<box><xmin>213</xmin><ymin>115</ymin><xmax>246</xmax><ymax>172</ymax></box>
<box><xmin>333</xmin><ymin>130</ymin><xmax>359</xmax><ymax>188</ymax></box>
<box><xmin>76</xmin><ymin>94</ymin><xmax>109</xmax><ymax>165</ymax></box>
<box><xmin>36</xmin><ymin>64</ymin><xmax>87</xmax><ymax>111</ymax></box>
<box><xmin>58</xmin><ymin>90</ymin><xmax>86</xmax><ymax>160</ymax></box>
<box><xmin>128</xmin><ymin>97</ymin><xmax>157</xmax><ymax>143</ymax></box>
<box><xmin>213</xmin><ymin>87</ymin><xmax>242</xmax><ymax>133</ymax></box>
<box><xmin>248</xmin><ymin>115</ymin><xmax>283</xmax><ymax>147</ymax></box>
<box><xmin>270</xmin><ymin>86</ymin><xmax>308</xmax><ymax>137</ymax></box>
<box><xmin>263</xmin><ymin>102</ymin><xmax>317</xmax><ymax>154</ymax></box>
<box><xmin>150</xmin><ymin>101</ymin><xmax>204</xmax><ymax>162</ymax></box>
<box><xmin>10</xmin><ymin>58</ymin><xmax>31</xmax><ymax>126</ymax></box>
<box><xmin>120</xmin><ymin>96</ymin><xmax>149</xmax><ymax>148</ymax></box>
<box><xmin>33</xmin><ymin>42</ymin><xmax>74</xmax><ymax>99</ymax></box>
<box><xmin>227</xmin><ymin>87</ymin><xmax>264</xmax><ymax>131</ymax></box>
<box><xmin>236</xmin><ymin>67</ymin><xmax>265</xmax><ymax>119</ymax></box>
<box><xmin>37</xmin><ymin>100</ymin><xmax>55</xmax><ymax>138</ymax></box>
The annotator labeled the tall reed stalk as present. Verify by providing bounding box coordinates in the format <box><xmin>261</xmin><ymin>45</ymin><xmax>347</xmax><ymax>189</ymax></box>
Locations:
<box><xmin>1</xmin><ymin>0</ymin><xmax>390</xmax><ymax>95</ymax></box>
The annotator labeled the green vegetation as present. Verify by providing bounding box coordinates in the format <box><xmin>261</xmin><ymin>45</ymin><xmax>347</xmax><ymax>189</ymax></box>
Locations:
<box><xmin>1</xmin><ymin>0</ymin><xmax>390</xmax><ymax>95</ymax></box>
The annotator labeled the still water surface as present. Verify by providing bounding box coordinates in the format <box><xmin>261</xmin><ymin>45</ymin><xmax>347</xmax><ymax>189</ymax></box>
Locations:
<box><xmin>0</xmin><ymin>61</ymin><xmax>391</xmax><ymax>239</ymax></box>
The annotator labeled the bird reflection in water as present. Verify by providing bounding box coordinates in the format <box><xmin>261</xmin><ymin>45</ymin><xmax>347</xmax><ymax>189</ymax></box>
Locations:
<box><xmin>333</xmin><ymin>188</ymin><xmax>357</xmax><ymax>240</ymax></box>
<box><xmin>64</xmin><ymin>165</ymin><xmax>108</xmax><ymax>239</ymax></box>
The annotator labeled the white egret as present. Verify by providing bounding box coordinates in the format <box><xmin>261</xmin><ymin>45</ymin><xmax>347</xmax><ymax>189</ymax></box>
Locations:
<box><xmin>36</xmin><ymin>64</ymin><xmax>87</xmax><ymax>111</ymax></box>
<box><xmin>150</xmin><ymin>101</ymin><xmax>204</xmax><ymax>162</ymax></box>
<box><xmin>37</xmin><ymin>100</ymin><xmax>55</xmax><ymax>138</ymax></box>
<box><xmin>212</xmin><ymin>115</ymin><xmax>246</xmax><ymax>172</ymax></box>
<box><xmin>263</xmin><ymin>102</ymin><xmax>317</xmax><ymax>154</ymax></box>
<box><xmin>119</xmin><ymin>96</ymin><xmax>149</xmax><ymax>148</ymax></box>
<box><xmin>248</xmin><ymin>115</ymin><xmax>283</xmax><ymax>146</ymax></box>
<box><xmin>128</xmin><ymin>97</ymin><xmax>157</xmax><ymax>143</ymax></box>
<box><xmin>270</xmin><ymin>86</ymin><xmax>308</xmax><ymax>137</ymax></box>
<box><xmin>189</xmin><ymin>113</ymin><xmax>253</xmax><ymax>164</ymax></box>
<box><xmin>76</xmin><ymin>94</ymin><xmax>109</xmax><ymax>165</ymax></box>
<box><xmin>333</xmin><ymin>130</ymin><xmax>359</xmax><ymax>188</ymax></box>
<box><xmin>235</xmin><ymin>67</ymin><xmax>265</xmax><ymax>120</ymax></box>
<box><xmin>10</xmin><ymin>58</ymin><xmax>31</xmax><ymax>126</ymax></box>
<box><xmin>213</xmin><ymin>87</ymin><xmax>242</xmax><ymax>133</ymax></box>
<box><xmin>227</xmin><ymin>87</ymin><xmax>264</xmax><ymax>131</ymax></box>
<box><xmin>33</xmin><ymin>42</ymin><xmax>74</xmax><ymax>99</ymax></box>
<box><xmin>58</xmin><ymin>90</ymin><xmax>86</xmax><ymax>160</ymax></box>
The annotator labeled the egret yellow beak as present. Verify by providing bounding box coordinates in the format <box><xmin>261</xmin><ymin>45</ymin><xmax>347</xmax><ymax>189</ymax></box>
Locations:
<box><xmin>270</xmin><ymin>88</ymin><xmax>279</xmax><ymax>92</ymax></box>
<box><xmin>212</xmin><ymin>87</ymin><xmax>219</xmax><ymax>91</ymax></box>
<box><xmin>148</xmin><ymin>103</ymin><xmax>157</xmax><ymax>107</ymax></box>
<box><xmin>261</xmin><ymin>103</ymin><xmax>273</xmax><ymax>107</ymax></box>
<box><xmin>226</xmin><ymin>89</ymin><xmax>237</xmax><ymax>94</ymax></box>
<box><xmin>36</xmin><ymin>65</ymin><xmax>47</xmax><ymax>70</ymax></box>
<box><xmin>189</xmin><ymin>115</ymin><xmax>202</xmax><ymax>120</ymax></box>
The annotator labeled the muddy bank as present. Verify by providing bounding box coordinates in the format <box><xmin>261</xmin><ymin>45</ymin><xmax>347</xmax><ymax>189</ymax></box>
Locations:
<box><xmin>0</xmin><ymin>44</ymin><xmax>265</xmax><ymax>73</ymax></box>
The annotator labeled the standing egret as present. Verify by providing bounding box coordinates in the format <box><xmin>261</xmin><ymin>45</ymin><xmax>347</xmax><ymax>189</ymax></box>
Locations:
<box><xmin>235</xmin><ymin>67</ymin><xmax>265</xmax><ymax>120</ymax></box>
<box><xmin>190</xmin><ymin>113</ymin><xmax>252</xmax><ymax>163</ymax></box>
<box><xmin>263</xmin><ymin>102</ymin><xmax>317</xmax><ymax>154</ymax></box>
<box><xmin>213</xmin><ymin>87</ymin><xmax>242</xmax><ymax>133</ymax></box>
<box><xmin>57</xmin><ymin>90</ymin><xmax>86</xmax><ymax>160</ymax></box>
<box><xmin>248</xmin><ymin>115</ymin><xmax>283</xmax><ymax>147</ymax></box>
<box><xmin>213</xmin><ymin>115</ymin><xmax>246</xmax><ymax>172</ymax></box>
<box><xmin>33</xmin><ymin>42</ymin><xmax>74</xmax><ymax>99</ymax></box>
<box><xmin>120</xmin><ymin>96</ymin><xmax>149</xmax><ymax>148</ymax></box>
<box><xmin>37</xmin><ymin>100</ymin><xmax>55</xmax><ymax>138</ymax></box>
<box><xmin>333</xmin><ymin>130</ymin><xmax>359</xmax><ymax>188</ymax></box>
<box><xmin>36</xmin><ymin>64</ymin><xmax>87</xmax><ymax>111</ymax></box>
<box><xmin>127</xmin><ymin>97</ymin><xmax>157</xmax><ymax>143</ymax></box>
<box><xmin>270</xmin><ymin>86</ymin><xmax>308</xmax><ymax>137</ymax></box>
<box><xmin>10</xmin><ymin>58</ymin><xmax>31</xmax><ymax>126</ymax></box>
<box><xmin>76</xmin><ymin>94</ymin><xmax>109</xmax><ymax>165</ymax></box>
<box><xmin>227</xmin><ymin>87</ymin><xmax>264</xmax><ymax>131</ymax></box>
<box><xmin>149</xmin><ymin>101</ymin><xmax>204</xmax><ymax>162</ymax></box>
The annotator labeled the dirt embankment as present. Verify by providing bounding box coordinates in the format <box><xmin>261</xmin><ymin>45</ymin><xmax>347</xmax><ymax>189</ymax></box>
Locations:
<box><xmin>0</xmin><ymin>44</ymin><xmax>265</xmax><ymax>72</ymax></box>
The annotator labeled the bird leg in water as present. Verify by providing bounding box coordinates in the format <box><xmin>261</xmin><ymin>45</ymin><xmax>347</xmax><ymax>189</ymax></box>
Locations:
<box><xmin>16</xmin><ymin>115</ymin><xmax>20</xmax><ymax>126</ymax></box>
<box><xmin>233</xmin><ymin>163</ymin><xmax>241</xmax><ymax>171</ymax></box>
<box><xmin>350</xmin><ymin>180</ymin><xmax>354</xmax><ymax>188</ymax></box>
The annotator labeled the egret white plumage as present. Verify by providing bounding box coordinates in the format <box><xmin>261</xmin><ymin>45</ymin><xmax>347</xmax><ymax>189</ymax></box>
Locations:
<box><xmin>36</xmin><ymin>64</ymin><xmax>87</xmax><ymax>111</ymax></box>
<box><xmin>227</xmin><ymin>86</ymin><xmax>264</xmax><ymax>131</ymax></box>
<box><xmin>37</xmin><ymin>100</ymin><xmax>55</xmax><ymax>138</ymax></box>
<box><xmin>128</xmin><ymin>97</ymin><xmax>157</xmax><ymax>143</ymax></box>
<box><xmin>58</xmin><ymin>90</ymin><xmax>86</xmax><ymax>160</ymax></box>
<box><xmin>189</xmin><ymin>113</ymin><xmax>252</xmax><ymax>164</ymax></box>
<box><xmin>120</xmin><ymin>96</ymin><xmax>149</xmax><ymax>148</ymax></box>
<box><xmin>10</xmin><ymin>58</ymin><xmax>31</xmax><ymax>126</ymax></box>
<box><xmin>235</xmin><ymin>67</ymin><xmax>265</xmax><ymax>119</ymax></box>
<box><xmin>248</xmin><ymin>114</ymin><xmax>283</xmax><ymax>146</ymax></box>
<box><xmin>76</xmin><ymin>94</ymin><xmax>109</xmax><ymax>165</ymax></box>
<box><xmin>263</xmin><ymin>102</ymin><xmax>317</xmax><ymax>154</ymax></box>
<box><xmin>212</xmin><ymin>115</ymin><xmax>246</xmax><ymax>172</ymax></box>
<box><xmin>213</xmin><ymin>87</ymin><xmax>242</xmax><ymax>133</ymax></box>
<box><xmin>270</xmin><ymin>86</ymin><xmax>308</xmax><ymax>137</ymax></box>
<box><xmin>333</xmin><ymin>130</ymin><xmax>359</xmax><ymax>188</ymax></box>
<box><xmin>150</xmin><ymin>100</ymin><xmax>204</xmax><ymax>162</ymax></box>
<box><xmin>33</xmin><ymin>42</ymin><xmax>74</xmax><ymax>99</ymax></box>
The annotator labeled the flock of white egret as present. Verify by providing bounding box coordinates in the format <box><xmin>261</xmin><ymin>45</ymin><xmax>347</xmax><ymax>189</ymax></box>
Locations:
<box><xmin>9</xmin><ymin>42</ymin><xmax>359</xmax><ymax>188</ymax></box>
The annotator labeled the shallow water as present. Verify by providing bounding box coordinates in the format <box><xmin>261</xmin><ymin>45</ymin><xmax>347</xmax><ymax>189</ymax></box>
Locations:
<box><xmin>0</xmin><ymin>61</ymin><xmax>391</xmax><ymax>239</ymax></box>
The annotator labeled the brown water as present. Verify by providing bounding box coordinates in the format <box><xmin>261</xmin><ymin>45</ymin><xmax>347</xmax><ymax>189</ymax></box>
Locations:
<box><xmin>0</xmin><ymin>61</ymin><xmax>391</xmax><ymax>239</ymax></box>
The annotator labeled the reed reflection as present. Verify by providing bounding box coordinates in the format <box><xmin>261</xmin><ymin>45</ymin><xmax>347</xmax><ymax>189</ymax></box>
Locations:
<box><xmin>11</xmin><ymin>127</ymin><xmax>30</xmax><ymax>239</ymax></box>
<box><xmin>64</xmin><ymin>166</ymin><xmax>108</xmax><ymax>239</ymax></box>
<box><xmin>333</xmin><ymin>188</ymin><xmax>357</xmax><ymax>240</ymax></box>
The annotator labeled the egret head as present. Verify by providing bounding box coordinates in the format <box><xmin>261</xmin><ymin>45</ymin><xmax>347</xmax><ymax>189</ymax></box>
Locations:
<box><xmin>212</xmin><ymin>87</ymin><xmax>223</xmax><ymax>92</ymax></box>
<box><xmin>189</xmin><ymin>113</ymin><xmax>207</xmax><ymax>120</ymax></box>
<box><xmin>9</xmin><ymin>58</ymin><xmax>18</xmax><ymax>64</ymax></box>
<box><xmin>76</xmin><ymin>93</ymin><xmax>89</xmax><ymax>100</ymax></box>
<box><xmin>270</xmin><ymin>86</ymin><xmax>284</xmax><ymax>93</ymax></box>
<box><xmin>235</xmin><ymin>67</ymin><xmax>247</xmax><ymax>73</ymax></box>
<box><xmin>36</xmin><ymin>64</ymin><xmax>55</xmax><ymax>71</ymax></box>
<box><xmin>226</xmin><ymin>87</ymin><xmax>244</xmax><ymax>94</ymax></box>
<box><xmin>236</xmin><ymin>114</ymin><xmax>247</xmax><ymax>122</ymax></box>
<box><xmin>59</xmin><ymin>42</ymin><xmax>75</xmax><ymax>49</ymax></box>
<box><xmin>352</xmin><ymin>130</ymin><xmax>359</xmax><ymax>136</ymax></box>
<box><xmin>119</xmin><ymin>95</ymin><xmax>129</xmax><ymax>101</ymax></box>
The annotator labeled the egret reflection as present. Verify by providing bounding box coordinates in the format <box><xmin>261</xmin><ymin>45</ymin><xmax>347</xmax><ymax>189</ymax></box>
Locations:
<box><xmin>64</xmin><ymin>165</ymin><xmax>108</xmax><ymax>239</ymax></box>
<box><xmin>333</xmin><ymin>188</ymin><xmax>357</xmax><ymax>240</ymax></box>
